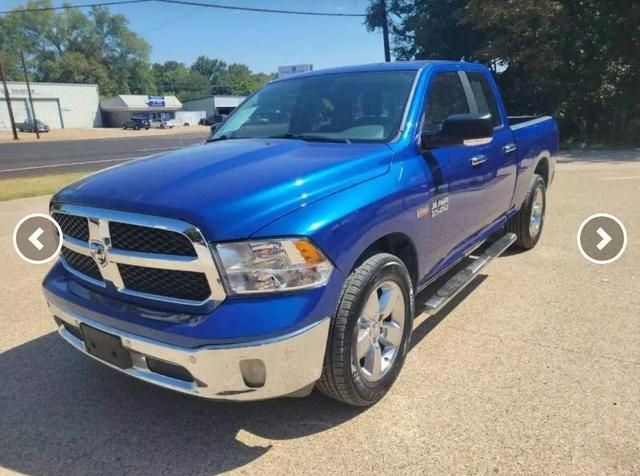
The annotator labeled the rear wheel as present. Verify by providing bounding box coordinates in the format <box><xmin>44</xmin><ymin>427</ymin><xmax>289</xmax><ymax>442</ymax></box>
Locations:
<box><xmin>317</xmin><ymin>253</ymin><xmax>414</xmax><ymax>406</ymax></box>
<box><xmin>506</xmin><ymin>174</ymin><xmax>546</xmax><ymax>249</ymax></box>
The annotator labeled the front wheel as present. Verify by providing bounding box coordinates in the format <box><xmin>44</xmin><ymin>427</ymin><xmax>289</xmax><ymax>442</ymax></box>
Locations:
<box><xmin>506</xmin><ymin>174</ymin><xmax>546</xmax><ymax>249</ymax></box>
<box><xmin>317</xmin><ymin>253</ymin><xmax>414</xmax><ymax>406</ymax></box>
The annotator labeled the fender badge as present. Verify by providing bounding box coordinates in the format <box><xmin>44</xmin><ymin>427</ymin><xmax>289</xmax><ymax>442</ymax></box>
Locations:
<box><xmin>416</xmin><ymin>206</ymin><xmax>430</xmax><ymax>219</ymax></box>
<box><xmin>432</xmin><ymin>196</ymin><xmax>450</xmax><ymax>217</ymax></box>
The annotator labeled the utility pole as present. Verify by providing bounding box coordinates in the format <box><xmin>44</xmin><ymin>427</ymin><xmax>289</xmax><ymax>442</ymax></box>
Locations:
<box><xmin>0</xmin><ymin>56</ymin><xmax>19</xmax><ymax>140</ymax></box>
<box><xmin>381</xmin><ymin>0</ymin><xmax>391</xmax><ymax>62</ymax></box>
<box><xmin>20</xmin><ymin>50</ymin><xmax>39</xmax><ymax>139</ymax></box>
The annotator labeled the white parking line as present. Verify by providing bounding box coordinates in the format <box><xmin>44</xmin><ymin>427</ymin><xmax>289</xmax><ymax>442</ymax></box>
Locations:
<box><xmin>0</xmin><ymin>156</ymin><xmax>150</xmax><ymax>174</ymax></box>
<box><xmin>135</xmin><ymin>146</ymin><xmax>182</xmax><ymax>152</ymax></box>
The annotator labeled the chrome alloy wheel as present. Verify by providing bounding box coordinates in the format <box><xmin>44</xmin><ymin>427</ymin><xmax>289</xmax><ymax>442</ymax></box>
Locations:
<box><xmin>529</xmin><ymin>186</ymin><xmax>544</xmax><ymax>238</ymax></box>
<box><xmin>353</xmin><ymin>281</ymin><xmax>406</xmax><ymax>382</ymax></box>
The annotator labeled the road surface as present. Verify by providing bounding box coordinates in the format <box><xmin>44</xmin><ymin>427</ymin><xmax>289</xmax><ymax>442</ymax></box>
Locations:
<box><xmin>0</xmin><ymin>133</ymin><xmax>208</xmax><ymax>178</ymax></box>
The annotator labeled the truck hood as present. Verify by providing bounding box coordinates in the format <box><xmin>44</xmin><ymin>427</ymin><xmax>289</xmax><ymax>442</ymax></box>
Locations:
<box><xmin>53</xmin><ymin>139</ymin><xmax>392</xmax><ymax>240</ymax></box>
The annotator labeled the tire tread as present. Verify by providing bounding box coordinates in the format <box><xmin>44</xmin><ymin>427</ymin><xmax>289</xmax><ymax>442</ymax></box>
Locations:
<box><xmin>317</xmin><ymin>253</ymin><xmax>411</xmax><ymax>406</ymax></box>
<box><xmin>506</xmin><ymin>174</ymin><xmax>546</xmax><ymax>249</ymax></box>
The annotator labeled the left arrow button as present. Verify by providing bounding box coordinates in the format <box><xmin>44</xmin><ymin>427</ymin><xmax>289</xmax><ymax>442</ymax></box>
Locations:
<box><xmin>13</xmin><ymin>214</ymin><xmax>63</xmax><ymax>264</ymax></box>
<box><xmin>29</xmin><ymin>227</ymin><xmax>45</xmax><ymax>251</ymax></box>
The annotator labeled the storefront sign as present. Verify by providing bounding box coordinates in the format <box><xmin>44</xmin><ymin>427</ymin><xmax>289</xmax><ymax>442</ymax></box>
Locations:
<box><xmin>147</xmin><ymin>95</ymin><xmax>165</xmax><ymax>107</ymax></box>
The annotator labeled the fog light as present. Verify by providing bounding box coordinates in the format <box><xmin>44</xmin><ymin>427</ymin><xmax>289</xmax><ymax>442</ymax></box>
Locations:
<box><xmin>239</xmin><ymin>359</ymin><xmax>266</xmax><ymax>388</ymax></box>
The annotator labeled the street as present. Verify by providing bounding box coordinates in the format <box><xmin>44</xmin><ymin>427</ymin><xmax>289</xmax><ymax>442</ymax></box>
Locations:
<box><xmin>0</xmin><ymin>133</ymin><xmax>209</xmax><ymax>178</ymax></box>
<box><xmin>0</xmin><ymin>151</ymin><xmax>638</xmax><ymax>475</ymax></box>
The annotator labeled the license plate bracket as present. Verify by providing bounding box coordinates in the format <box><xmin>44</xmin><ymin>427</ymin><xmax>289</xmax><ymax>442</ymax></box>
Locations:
<box><xmin>80</xmin><ymin>324</ymin><xmax>133</xmax><ymax>369</ymax></box>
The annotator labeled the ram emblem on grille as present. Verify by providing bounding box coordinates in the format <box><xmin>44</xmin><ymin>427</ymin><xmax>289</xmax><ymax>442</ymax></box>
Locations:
<box><xmin>89</xmin><ymin>241</ymin><xmax>108</xmax><ymax>267</ymax></box>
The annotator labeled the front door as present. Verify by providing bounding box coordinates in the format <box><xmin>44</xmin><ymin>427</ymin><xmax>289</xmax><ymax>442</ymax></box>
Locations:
<box><xmin>419</xmin><ymin>71</ymin><xmax>487</xmax><ymax>274</ymax></box>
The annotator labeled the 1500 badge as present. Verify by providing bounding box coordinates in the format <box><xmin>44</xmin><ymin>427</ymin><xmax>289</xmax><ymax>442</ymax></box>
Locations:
<box><xmin>431</xmin><ymin>196</ymin><xmax>449</xmax><ymax>217</ymax></box>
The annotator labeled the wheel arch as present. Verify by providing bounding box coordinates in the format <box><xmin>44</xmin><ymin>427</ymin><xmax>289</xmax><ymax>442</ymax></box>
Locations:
<box><xmin>351</xmin><ymin>232</ymin><xmax>419</xmax><ymax>289</ymax></box>
<box><xmin>534</xmin><ymin>153</ymin><xmax>551</xmax><ymax>186</ymax></box>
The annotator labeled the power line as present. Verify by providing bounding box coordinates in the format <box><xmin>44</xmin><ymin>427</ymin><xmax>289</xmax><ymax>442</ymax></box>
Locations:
<box><xmin>1</xmin><ymin>0</ymin><xmax>366</xmax><ymax>17</ymax></box>
<box><xmin>156</xmin><ymin>0</ymin><xmax>366</xmax><ymax>17</ymax></box>
<box><xmin>0</xmin><ymin>0</ymin><xmax>151</xmax><ymax>14</ymax></box>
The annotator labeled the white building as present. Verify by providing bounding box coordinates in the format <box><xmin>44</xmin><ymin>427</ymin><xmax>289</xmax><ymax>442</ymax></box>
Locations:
<box><xmin>182</xmin><ymin>95</ymin><xmax>246</xmax><ymax>117</ymax></box>
<box><xmin>278</xmin><ymin>64</ymin><xmax>313</xmax><ymax>79</ymax></box>
<box><xmin>0</xmin><ymin>81</ymin><xmax>101</xmax><ymax>130</ymax></box>
<box><xmin>100</xmin><ymin>94</ymin><xmax>182</xmax><ymax>127</ymax></box>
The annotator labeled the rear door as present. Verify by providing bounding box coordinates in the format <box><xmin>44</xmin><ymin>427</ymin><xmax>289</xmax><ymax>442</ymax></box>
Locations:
<box><xmin>461</xmin><ymin>71</ymin><xmax>518</xmax><ymax>226</ymax></box>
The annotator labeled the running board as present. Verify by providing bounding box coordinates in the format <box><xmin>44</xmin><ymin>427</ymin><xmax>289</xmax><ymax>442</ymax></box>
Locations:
<box><xmin>422</xmin><ymin>233</ymin><xmax>517</xmax><ymax>315</ymax></box>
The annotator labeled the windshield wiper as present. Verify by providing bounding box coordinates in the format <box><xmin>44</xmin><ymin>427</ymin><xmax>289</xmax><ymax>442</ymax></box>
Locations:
<box><xmin>267</xmin><ymin>133</ymin><xmax>351</xmax><ymax>144</ymax></box>
<box><xmin>206</xmin><ymin>134</ymin><xmax>231</xmax><ymax>143</ymax></box>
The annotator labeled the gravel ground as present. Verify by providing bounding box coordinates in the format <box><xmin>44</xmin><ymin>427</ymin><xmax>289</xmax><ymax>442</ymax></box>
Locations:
<box><xmin>0</xmin><ymin>151</ymin><xmax>638</xmax><ymax>475</ymax></box>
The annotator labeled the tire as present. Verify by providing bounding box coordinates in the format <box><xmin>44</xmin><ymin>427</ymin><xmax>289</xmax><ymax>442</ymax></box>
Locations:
<box><xmin>317</xmin><ymin>253</ymin><xmax>414</xmax><ymax>406</ymax></box>
<box><xmin>506</xmin><ymin>174</ymin><xmax>546</xmax><ymax>249</ymax></box>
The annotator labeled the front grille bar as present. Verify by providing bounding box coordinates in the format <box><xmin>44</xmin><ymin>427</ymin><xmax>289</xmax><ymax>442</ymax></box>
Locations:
<box><xmin>51</xmin><ymin>203</ymin><xmax>226</xmax><ymax>306</ymax></box>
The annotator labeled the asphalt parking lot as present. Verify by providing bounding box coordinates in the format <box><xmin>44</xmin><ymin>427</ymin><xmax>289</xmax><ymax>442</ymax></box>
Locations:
<box><xmin>0</xmin><ymin>150</ymin><xmax>638</xmax><ymax>475</ymax></box>
<box><xmin>0</xmin><ymin>131</ymin><xmax>209</xmax><ymax>178</ymax></box>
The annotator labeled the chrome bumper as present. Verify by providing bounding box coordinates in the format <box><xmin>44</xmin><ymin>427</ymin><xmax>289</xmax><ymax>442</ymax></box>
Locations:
<box><xmin>49</xmin><ymin>301</ymin><xmax>330</xmax><ymax>401</ymax></box>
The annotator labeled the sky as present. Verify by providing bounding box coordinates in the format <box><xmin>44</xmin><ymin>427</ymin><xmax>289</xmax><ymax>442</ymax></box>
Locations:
<box><xmin>2</xmin><ymin>0</ymin><xmax>386</xmax><ymax>73</ymax></box>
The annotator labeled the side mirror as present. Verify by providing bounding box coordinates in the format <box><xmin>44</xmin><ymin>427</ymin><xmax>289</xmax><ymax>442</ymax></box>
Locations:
<box><xmin>210</xmin><ymin>124</ymin><xmax>219</xmax><ymax>134</ymax></box>
<box><xmin>421</xmin><ymin>113</ymin><xmax>493</xmax><ymax>150</ymax></box>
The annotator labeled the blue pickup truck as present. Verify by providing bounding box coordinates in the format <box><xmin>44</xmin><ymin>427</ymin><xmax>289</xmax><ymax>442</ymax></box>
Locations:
<box><xmin>44</xmin><ymin>61</ymin><xmax>558</xmax><ymax>406</ymax></box>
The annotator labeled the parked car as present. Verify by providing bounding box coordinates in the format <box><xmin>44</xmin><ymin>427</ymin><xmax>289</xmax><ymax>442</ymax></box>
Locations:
<box><xmin>199</xmin><ymin>113</ymin><xmax>227</xmax><ymax>126</ymax></box>
<box><xmin>46</xmin><ymin>61</ymin><xmax>558</xmax><ymax>406</ymax></box>
<box><xmin>18</xmin><ymin>119</ymin><xmax>50</xmax><ymax>133</ymax></box>
<box><xmin>150</xmin><ymin>118</ymin><xmax>176</xmax><ymax>129</ymax></box>
<box><xmin>122</xmin><ymin>117</ymin><xmax>150</xmax><ymax>130</ymax></box>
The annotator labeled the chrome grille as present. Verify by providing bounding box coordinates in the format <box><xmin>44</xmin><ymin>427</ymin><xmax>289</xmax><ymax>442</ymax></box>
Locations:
<box><xmin>51</xmin><ymin>203</ymin><xmax>226</xmax><ymax>306</ymax></box>
<box><xmin>119</xmin><ymin>264</ymin><xmax>211</xmax><ymax>301</ymax></box>
<box><xmin>109</xmin><ymin>222</ymin><xmax>196</xmax><ymax>256</ymax></box>
<box><xmin>61</xmin><ymin>246</ymin><xmax>101</xmax><ymax>280</ymax></box>
<box><xmin>53</xmin><ymin>213</ymin><xmax>89</xmax><ymax>241</ymax></box>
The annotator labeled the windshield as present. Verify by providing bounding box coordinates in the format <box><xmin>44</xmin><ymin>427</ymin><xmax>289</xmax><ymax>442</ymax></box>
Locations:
<box><xmin>211</xmin><ymin>71</ymin><xmax>416</xmax><ymax>143</ymax></box>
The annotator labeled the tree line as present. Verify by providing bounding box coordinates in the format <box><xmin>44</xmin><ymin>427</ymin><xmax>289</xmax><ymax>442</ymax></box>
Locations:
<box><xmin>367</xmin><ymin>0</ymin><xmax>640</xmax><ymax>144</ymax></box>
<box><xmin>0</xmin><ymin>0</ymin><xmax>276</xmax><ymax>100</ymax></box>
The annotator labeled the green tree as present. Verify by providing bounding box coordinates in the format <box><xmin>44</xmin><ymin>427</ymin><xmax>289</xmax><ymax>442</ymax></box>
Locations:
<box><xmin>0</xmin><ymin>0</ymin><xmax>153</xmax><ymax>96</ymax></box>
<box><xmin>366</xmin><ymin>0</ymin><xmax>484</xmax><ymax>61</ymax></box>
<box><xmin>217</xmin><ymin>64</ymin><xmax>275</xmax><ymax>96</ymax></box>
<box><xmin>367</xmin><ymin>0</ymin><xmax>640</xmax><ymax>144</ymax></box>
<box><xmin>152</xmin><ymin>61</ymin><xmax>210</xmax><ymax>101</ymax></box>
<box><xmin>191</xmin><ymin>56</ymin><xmax>227</xmax><ymax>85</ymax></box>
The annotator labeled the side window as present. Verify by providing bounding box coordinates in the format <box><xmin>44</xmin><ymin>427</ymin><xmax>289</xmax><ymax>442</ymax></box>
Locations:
<box><xmin>423</xmin><ymin>72</ymin><xmax>470</xmax><ymax>135</ymax></box>
<box><xmin>467</xmin><ymin>72</ymin><xmax>502</xmax><ymax>128</ymax></box>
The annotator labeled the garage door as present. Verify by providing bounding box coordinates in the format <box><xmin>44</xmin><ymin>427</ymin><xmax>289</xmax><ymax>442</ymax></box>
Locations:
<box><xmin>33</xmin><ymin>99</ymin><xmax>63</xmax><ymax>129</ymax></box>
<box><xmin>0</xmin><ymin>98</ymin><xmax>28</xmax><ymax>130</ymax></box>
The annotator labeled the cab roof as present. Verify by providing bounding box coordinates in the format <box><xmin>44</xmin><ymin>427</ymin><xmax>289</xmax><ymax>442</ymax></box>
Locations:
<box><xmin>272</xmin><ymin>60</ymin><xmax>489</xmax><ymax>83</ymax></box>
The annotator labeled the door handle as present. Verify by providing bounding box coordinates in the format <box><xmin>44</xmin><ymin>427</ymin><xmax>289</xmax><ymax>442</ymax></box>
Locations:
<box><xmin>469</xmin><ymin>155</ymin><xmax>488</xmax><ymax>167</ymax></box>
<box><xmin>503</xmin><ymin>143</ymin><xmax>518</xmax><ymax>154</ymax></box>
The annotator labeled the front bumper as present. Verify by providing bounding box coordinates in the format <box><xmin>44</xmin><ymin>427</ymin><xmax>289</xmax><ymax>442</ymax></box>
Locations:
<box><xmin>49</xmin><ymin>300</ymin><xmax>330</xmax><ymax>401</ymax></box>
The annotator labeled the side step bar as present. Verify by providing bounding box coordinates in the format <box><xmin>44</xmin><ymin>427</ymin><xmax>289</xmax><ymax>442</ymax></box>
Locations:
<box><xmin>423</xmin><ymin>233</ymin><xmax>517</xmax><ymax>315</ymax></box>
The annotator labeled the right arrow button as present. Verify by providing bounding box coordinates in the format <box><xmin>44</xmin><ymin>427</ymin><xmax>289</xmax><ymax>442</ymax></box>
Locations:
<box><xmin>596</xmin><ymin>227</ymin><xmax>612</xmax><ymax>251</ymax></box>
<box><xmin>578</xmin><ymin>214</ymin><xmax>628</xmax><ymax>264</ymax></box>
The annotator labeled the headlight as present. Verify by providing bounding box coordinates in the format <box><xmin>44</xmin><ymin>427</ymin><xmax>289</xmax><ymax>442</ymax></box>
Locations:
<box><xmin>215</xmin><ymin>238</ymin><xmax>333</xmax><ymax>294</ymax></box>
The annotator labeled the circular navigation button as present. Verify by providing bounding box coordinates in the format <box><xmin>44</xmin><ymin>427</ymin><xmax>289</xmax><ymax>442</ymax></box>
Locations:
<box><xmin>13</xmin><ymin>213</ymin><xmax>63</xmax><ymax>264</ymax></box>
<box><xmin>577</xmin><ymin>213</ymin><xmax>627</xmax><ymax>265</ymax></box>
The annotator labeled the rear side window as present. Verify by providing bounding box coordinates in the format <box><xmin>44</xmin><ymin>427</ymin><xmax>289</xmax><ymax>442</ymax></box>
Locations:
<box><xmin>423</xmin><ymin>72</ymin><xmax>470</xmax><ymax>135</ymax></box>
<box><xmin>467</xmin><ymin>72</ymin><xmax>502</xmax><ymax>127</ymax></box>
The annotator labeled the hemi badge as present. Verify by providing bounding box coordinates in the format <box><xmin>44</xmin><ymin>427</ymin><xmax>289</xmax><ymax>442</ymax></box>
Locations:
<box><xmin>416</xmin><ymin>206</ymin><xmax>430</xmax><ymax>219</ymax></box>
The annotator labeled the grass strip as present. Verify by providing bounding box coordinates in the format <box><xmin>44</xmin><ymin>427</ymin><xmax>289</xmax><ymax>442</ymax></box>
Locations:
<box><xmin>0</xmin><ymin>172</ymin><xmax>87</xmax><ymax>201</ymax></box>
